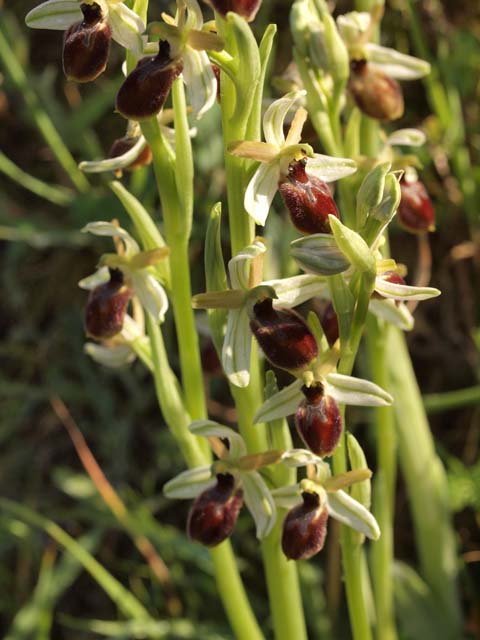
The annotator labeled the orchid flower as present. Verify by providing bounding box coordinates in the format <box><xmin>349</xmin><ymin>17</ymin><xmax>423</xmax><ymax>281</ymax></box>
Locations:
<box><xmin>80</xmin><ymin>222</ymin><xmax>169</xmax><ymax>322</ymax></box>
<box><xmin>193</xmin><ymin>238</ymin><xmax>329</xmax><ymax>387</ymax></box>
<box><xmin>148</xmin><ymin>0</ymin><xmax>224</xmax><ymax>119</ymax></box>
<box><xmin>337</xmin><ymin>11</ymin><xmax>430</xmax><ymax>80</ymax></box>
<box><xmin>163</xmin><ymin>420</ymin><xmax>331</xmax><ymax>539</ymax></box>
<box><xmin>272</xmin><ymin>461</ymin><xmax>381</xmax><ymax>542</ymax></box>
<box><xmin>25</xmin><ymin>0</ymin><xmax>145</xmax><ymax>56</ymax></box>
<box><xmin>78</xmin><ymin>111</ymin><xmax>196</xmax><ymax>175</ymax></box>
<box><xmin>228</xmin><ymin>91</ymin><xmax>357</xmax><ymax>226</ymax></box>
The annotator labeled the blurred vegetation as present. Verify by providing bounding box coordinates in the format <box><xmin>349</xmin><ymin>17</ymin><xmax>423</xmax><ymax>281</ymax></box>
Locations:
<box><xmin>0</xmin><ymin>0</ymin><xmax>479</xmax><ymax>638</ymax></box>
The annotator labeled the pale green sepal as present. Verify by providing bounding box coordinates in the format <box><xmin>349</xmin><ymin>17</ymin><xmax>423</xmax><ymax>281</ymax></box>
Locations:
<box><xmin>336</xmin><ymin>11</ymin><xmax>370</xmax><ymax>48</ymax></box>
<box><xmin>271</xmin><ymin>483</ymin><xmax>302</xmax><ymax>509</ymax></box>
<box><xmin>387</xmin><ymin>129</ymin><xmax>426</xmax><ymax>147</ymax></box>
<box><xmin>253</xmin><ymin>379</ymin><xmax>303</xmax><ymax>424</ymax></box>
<box><xmin>228</xmin><ymin>240</ymin><xmax>266</xmax><ymax>290</ymax></box>
<box><xmin>222</xmin><ymin>307</ymin><xmax>251</xmax><ymax>388</ymax></box>
<box><xmin>189</xmin><ymin>420</ymin><xmax>247</xmax><ymax>458</ymax></box>
<box><xmin>265</xmin><ymin>274</ymin><xmax>328</xmax><ymax>308</ymax></box>
<box><xmin>369</xmin><ymin>299</ymin><xmax>414</xmax><ymax>331</ymax></box>
<box><xmin>242</xmin><ymin>471</ymin><xmax>276</xmax><ymax>539</ymax></box>
<box><xmin>25</xmin><ymin>0</ymin><xmax>81</xmax><ymax>30</ymax></box>
<box><xmin>131</xmin><ymin>273</ymin><xmax>168</xmax><ymax>322</ymax></box>
<box><xmin>326</xmin><ymin>489</ymin><xmax>380</xmax><ymax>540</ymax></box>
<box><xmin>182</xmin><ymin>48</ymin><xmax>217</xmax><ymax>120</ymax></box>
<box><xmin>78</xmin><ymin>266</ymin><xmax>110</xmax><ymax>290</ymax></box>
<box><xmin>290</xmin><ymin>234</ymin><xmax>350</xmax><ymax>276</ymax></box>
<box><xmin>347</xmin><ymin>433</ymin><xmax>371</xmax><ymax>510</ymax></box>
<box><xmin>356</xmin><ymin>162</ymin><xmax>390</xmax><ymax>228</ymax></box>
<box><xmin>371</xmin><ymin>173</ymin><xmax>402</xmax><ymax>223</ymax></box>
<box><xmin>306</xmin><ymin>154</ymin><xmax>357</xmax><ymax>183</ymax></box>
<box><xmin>84</xmin><ymin>343</ymin><xmax>136</xmax><ymax>368</ymax></box>
<box><xmin>162</xmin><ymin>466</ymin><xmax>215</xmax><ymax>499</ymax></box>
<box><xmin>325</xmin><ymin>372</ymin><xmax>393</xmax><ymax>407</ymax></box>
<box><xmin>329</xmin><ymin>216</ymin><xmax>376</xmax><ymax>274</ymax></box>
<box><xmin>281</xmin><ymin>449</ymin><xmax>328</xmax><ymax>468</ymax></box>
<box><xmin>82</xmin><ymin>221</ymin><xmax>140</xmax><ymax>257</ymax></box>
<box><xmin>121</xmin><ymin>315</ymin><xmax>144</xmax><ymax>341</ymax></box>
<box><xmin>263</xmin><ymin>90</ymin><xmax>306</xmax><ymax>148</ymax></box>
<box><xmin>367</xmin><ymin>44</ymin><xmax>431</xmax><ymax>80</ymax></box>
<box><xmin>79</xmin><ymin>137</ymin><xmax>146</xmax><ymax>173</ymax></box>
<box><xmin>323</xmin><ymin>12</ymin><xmax>349</xmax><ymax>84</ymax></box>
<box><xmin>245</xmin><ymin>162</ymin><xmax>281</xmax><ymax>226</ymax></box>
<box><xmin>109</xmin><ymin>2</ymin><xmax>146</xmax><ymax>55</ymax></box>
<box><xmin>205</xmin><ymin>203</ymin><xmax>228</xmax><ymax>351</ymax></box>
<box><xmin>374</xmin><ymin>278</ymin><xmax>440</xmax><ymax>301</ymax></box>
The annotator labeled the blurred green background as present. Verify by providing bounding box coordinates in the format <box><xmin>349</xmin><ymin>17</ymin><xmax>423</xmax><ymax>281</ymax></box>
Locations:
<box><xmin>0</xmin><ymin>0</ymin><xmax>479</xmax><ymax>637</ymax></box>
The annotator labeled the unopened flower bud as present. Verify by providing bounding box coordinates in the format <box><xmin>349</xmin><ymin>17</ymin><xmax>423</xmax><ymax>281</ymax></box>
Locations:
<box><xmin>295</xmin><ymin>384</ymin><xmax>342</xmax><ymax>457</ymax></box>
<box><xmin>398</xmin><ymin>177</ymin><xmax>435</xmax><ymax>233</ymax></box>
<box><xmin>204</xmin><ymin>0</ymin><xmax>262</xmax><ymax>22</ymax></box>
<box><xmin>348</xmin><ymin>59</ymin><xmax>404</xmax><ymax>122</ymax></box>
<box><xmin>187</xmin><ymin>473</ymin><xmax>243</xmax><ymax>547</ymax></box>
<box><xmin>116</xmin><ymin>41</ymin><xmax>183</xmax><ymax>121</ymax></box>
<box><xmin>281</xmin><ymin>491</ymin><xmax>328</xmax><ymax>560</ymax></box>
<box><xmin>278</xmin><ymin>159</ymin><xmax>339</xmax><ymax>235</ymax></box>
<box><xmin>62</xmin><ymin>2</ymin><xmax>111</xmax><ymax>83</ymax></box>
<box><xmin>319</xmin><ymin>303</ymin><xmax>339</xmax><ymax>346</ymax></box>
<box><xmin>85</xmin><ymin>268</ymin><xmax>132</xmax><ymax>339</ymax></box>
<box><xmin>108</xmin><ymin>136</ymin><xmax>153</xmax><ymax>174</ymax></box>
<box><xmin>249</xmin><ymin>297</ymin><xmax>318</xmax><ymax>373</ymax></box>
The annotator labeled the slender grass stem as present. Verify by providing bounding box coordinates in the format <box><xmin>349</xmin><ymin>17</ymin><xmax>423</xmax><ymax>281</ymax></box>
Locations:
<box><xmin>0</xmin><ymin>150</ymin><xmax>74</xmax><ymax>206</ymax></box>
<box><xmin>423</xmin><ymin>385</ymin><xmax>480</xmax><ymax>413</ymax></box>
<box><xmin>0</xmin><ymin>499</ymin><xmax>150</xmax><ymax>621</ymax></box>
<box><xmin>0</xmin><ymin>28</ymin><xmax>89</xmax><ymax>193</ymax></box>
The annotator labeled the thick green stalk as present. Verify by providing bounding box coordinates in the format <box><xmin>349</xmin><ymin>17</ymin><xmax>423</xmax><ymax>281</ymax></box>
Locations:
<box><xmin>260</xmin><ymin>520</ymin><xmax>307</xmax><ymax>640</ymax></box>
<box><xmin>141</xmin><ymin>111</ymin><xmax>207</xmax><ymax>422</ymax></box>
<box><xmin>366</xmin><ymin>317</ymin><xmax>397</xmax><ymax>640</ymax></box>
<box><xmin>0</xmin><ymin>27</ymin><xmax>88</xmax><ymax>193</ymax></box>
<box><xmin>146</xmin><ymin>317</ymin><xmax>264</xmax><ymax>639</ymax></box>
<box><xmin>386</xmin><ymin>329</ymin><xmax>461</xmax><ymax>637</ymax></box>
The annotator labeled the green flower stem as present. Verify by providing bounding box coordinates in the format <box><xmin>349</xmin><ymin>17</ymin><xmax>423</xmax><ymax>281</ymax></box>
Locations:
<box><xmin>0</xmin><ymin>150</ymin><xmax>74</xmax><ymax>206</ymax></box>
<box><xmin>146</xmin><ymin>315</ymin><xmax>207</xmax><ymax>468</ymax></box>
<box><xmin>0</xmin><ymin>499</ymin><xmax>150</xmax><ymax>621</ymax></box>
<box><xmin>386</xmin><ymin>328</ymin><xmax>462</xmax><ymax>637</ymax></box>
<box><xmin>329</xmin><ymin>273</ymin><xmax>376</xmax><ymax>640</ymax></box>
<box><xmin>366</xmin><ymin>317</ymin><xmax>397</xmax><ymax>640</ymax></box>
<box><xmin>141</xmin><ymin>113</ymin><xmax>207</xmax><ymax>423</ymax></box>
<box><xmin>260</xmin><ymin>518</ymin><xmax>308</xmax><ymax>640</ymax></box>
<box><xmin>0</xmin><ymin>27</ymin><xmax>88</xmax><ymax>193</ymax></box>
<box><xmin>146</xmin><ymin>316</ymin><xmax>264</xmax><ymax>639</ymax></box>
<box><xmin>423</xmin><ymin>385</ymin><xmax>480</xmax><ymax>414</ymax></box>
<box><xmin>210</xmin><ymin>543</ymin><xmax>265</xmax><ymax>640</ymax></box>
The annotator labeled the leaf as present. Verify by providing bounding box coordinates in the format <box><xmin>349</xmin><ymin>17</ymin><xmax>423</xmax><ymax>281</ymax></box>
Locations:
<box><xmin>329</xmin><ymin>216</ymin><xmax>376</xmax><ymax>274</ymax></box>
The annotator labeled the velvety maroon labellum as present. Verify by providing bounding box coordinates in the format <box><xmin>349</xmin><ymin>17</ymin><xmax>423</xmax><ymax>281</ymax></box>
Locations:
<box><xmin>203</xmin><ymin>0</ymin><xmax>262</xmax><ymax>22</ymax></box>
<box><xmin>116</xmin><ymin>41</ymin><xmax>183</xmax><ymax>121</ymax></box>
<box><xmin>278</xmin><ymin>159</ymin><xmax>339</xmax><ymax>235</ymax></box>
<box><xmin>249</xmin><ymin>298</ymin><xmax>318</xmax><ymax>373</ymax></box>
<box><xmin>282</xmin><ymin>491</ymin><xmax>329</xmax><ymax>560</ymax></box>
<box><xmin>319</xmin><ymin>302</ymin><xmax>339</xmax><ymax>347</ymax></box>
<box><xmin>295</xmin><ymin>385</ymin><xmax>342</xmax><ymax>457</ymax></box>
<box><xmin>398</xmin><ymin>178</ymin><xmax>436</xmax><ymax>233</ymax></box>
<box><xmin>108</xmin><ymin>137</ymin><xmax>153</xmax><ymax>174</ymax></box>
<box><xmin>62</xmin><ymin>3</ymin><xmax>111</xmax><ymax>83</ymax></box>
<box><xmin>348</xmin><ymin>59</ymin><xmax>404</xmax><ymax>122</ymax></box>
<box><xmin>84</xmin><ymin>268</ymin><xmax>132</xmax><ymax>339</ymax></box>
<box><xmin>187</xmin><ymin>473</ymin><xmax>244</xmax><ymax>547</ymax></box>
